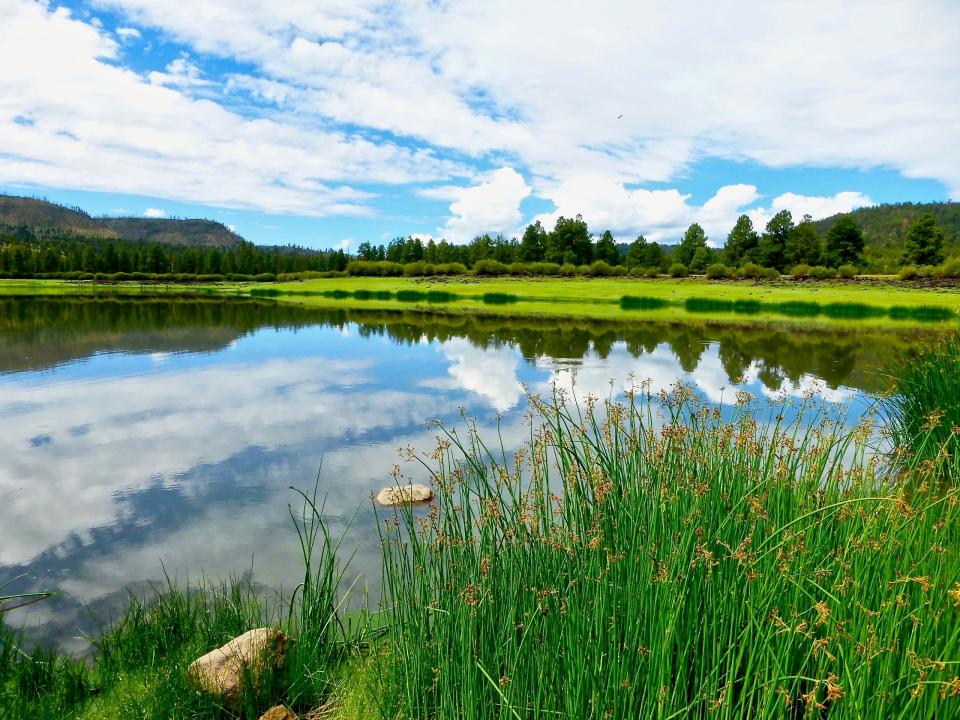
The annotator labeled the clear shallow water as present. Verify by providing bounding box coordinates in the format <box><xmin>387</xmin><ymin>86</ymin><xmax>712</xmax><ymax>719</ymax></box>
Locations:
<box><xmin>0</xmin><ymin>296</ymin><xmax>925</xmax><ymax>651</ymax></box>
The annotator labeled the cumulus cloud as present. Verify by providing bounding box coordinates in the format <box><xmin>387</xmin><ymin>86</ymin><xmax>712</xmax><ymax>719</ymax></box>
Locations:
<box><xmin>114</xmin><ymin>26</ymin><xmax>140</xmax><ymax>41</ymax></box>
<box><xmin>143</xmin><ymin>207</ymin><xmax>167</xmax><ymax>218</ymax></box>
<box><xmin>439</xmin><ymin>167</ymin><xmax>531</xmax><ymax>243</ymax></box>
<box><xmin>0</xmin><ymin>1</ymin><xmax>467</xmax><ymax>217</ymax></box>
<box><xmin>747</xmin><ymin>191</ymin><xmax>873</xmax><ymax>232</ymax></box>
<box><xmin>2</xmin><ymin>0</ymin><xmax>956</xmax><ymax>226</ymax></box>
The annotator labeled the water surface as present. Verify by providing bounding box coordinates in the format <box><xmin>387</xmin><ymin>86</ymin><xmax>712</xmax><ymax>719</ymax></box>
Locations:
<box><xmin>0</xmin><ymin>296</ymin><xmax>922</xmax><ymax>651</ymax></box>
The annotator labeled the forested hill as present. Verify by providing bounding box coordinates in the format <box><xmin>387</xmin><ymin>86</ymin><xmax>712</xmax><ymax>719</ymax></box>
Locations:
<box><xmin>0</xmin><ymin>195</ymin><xmax>242</xmax><ymax>248</ymax></box>
<box><xmin>813</xmin><ymin>201</ymin><xmax>960</xmax><ymax>248</ymax></box>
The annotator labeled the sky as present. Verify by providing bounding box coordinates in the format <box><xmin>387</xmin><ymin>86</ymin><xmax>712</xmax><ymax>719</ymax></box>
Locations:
<box><xmin>0</xmin><ymin>0</ymin><xmax>957</xmax><ymax>250</ymax></box>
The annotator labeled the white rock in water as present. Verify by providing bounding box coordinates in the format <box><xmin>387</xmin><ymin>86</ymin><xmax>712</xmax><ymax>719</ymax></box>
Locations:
<box><xmin>187</xmin><ymin>627</ymin><xmax>286</xmax><ymax>701</ymax></box>
<box><xmin>376</xmin><ymin>483</ymin><xmax>434</xmax><ymax>506</ymax></box>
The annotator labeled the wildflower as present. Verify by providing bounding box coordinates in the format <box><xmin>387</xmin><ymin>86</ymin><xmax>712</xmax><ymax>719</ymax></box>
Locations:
<box><xmin>825</xmin><ymin>674</ymin><xmax>843</xmax><ymax>702</ymax></box>
<box><xmin>949</xmin><ymin>583</ymin><xmax>960</xmax><ymax>607</ymax></box>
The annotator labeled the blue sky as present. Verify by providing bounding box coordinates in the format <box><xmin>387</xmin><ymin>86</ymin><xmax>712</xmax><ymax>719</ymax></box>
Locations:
<box><xmin>1</xmin><ymin>1</ymin><xmax>957</xmax><ymax>249</ymax></box>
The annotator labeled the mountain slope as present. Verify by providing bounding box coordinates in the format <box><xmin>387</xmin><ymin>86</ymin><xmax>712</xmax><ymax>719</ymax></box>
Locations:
<box><xmin>812</xmin><ymin>201</ymin><xmax>960</xmax><ymax>248</ymax></box>
<box><xmin>0</xmin><ymin>195</ymin><xmax>242</xmax><ymax>248</ymax></box>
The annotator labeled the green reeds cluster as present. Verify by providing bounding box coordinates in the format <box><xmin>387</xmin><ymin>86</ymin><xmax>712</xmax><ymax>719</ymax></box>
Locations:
<box><xmin>884</xmin><ymin>331</ymin><xmax>960</xmax><ymax>481</ymax></box>
<box><xmin>0</xmin><ymin>484</ymin><xmax>359</xmax><ymax>719</ymax></box>
<box><xmin>378</xmin><ymin>386</ymin><xmax>960</xmax><ymax>719</ymax></box>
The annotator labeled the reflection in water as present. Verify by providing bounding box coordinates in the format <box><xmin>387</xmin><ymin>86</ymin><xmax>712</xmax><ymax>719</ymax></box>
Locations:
<box><xmin>0</xmin><ymin>297</ymin><xmax>922</xmax><ymax>650</ymax></box>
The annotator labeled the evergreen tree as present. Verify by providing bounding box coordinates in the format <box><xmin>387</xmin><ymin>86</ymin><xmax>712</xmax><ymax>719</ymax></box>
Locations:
<box><xmin>594</xmin><ymin>230</ymin><xmax>620</xmax><ymax>265</ymax></box>
<box><xmin>644</xmin><ymin>242</ymin><xmax>666</xmax><ymax>270</ymax></box>
<box><xmin>758</xmin><ymin>210</ymin><xmax>794</xmax><ymax>270</ymax></box>
<box><xmin>519</xmin><ymin>221</ymin><xmax>547</xmax><ymax>262</ymax></box>
<box><xmin>626</xmin><ymin>235</ymin><xmax>648</xmax><ymax>267</ymax></box>
<box><xmin>689</xmin><ymin>246</ymin><xmax>712</xmax><ymax>274</ymax></box>
<box><xmin>675</xmin><ymin>223</ymin><xmax>708</xmax><ymax>267</ymax></box>
<box><xmin>785</xmin><ymin>215</ymin><xmax>822</xmax><ymax>266</ymax></box>
<box><xmin>546</xmin><ymin>215</ymin><xmax>592</xmax><ymax>265</ymax></box>
<box><xmin>903</xmin><ymin>213</ymin><xmax>945</xmax><ymax>266</ymax></box>
<box><xmin>824</xmin><ymin>215</ymin><xmax>865</xmax><ymax>267</ymax></box>
<box><xmin>724</xmin><ymin>215</ymin><xmax>759</xmax><ymax>266</ymax></box>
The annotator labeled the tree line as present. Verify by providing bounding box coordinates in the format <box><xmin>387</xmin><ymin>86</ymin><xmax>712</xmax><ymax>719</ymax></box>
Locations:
<box><xmin>0</xmin><ymin>209</ymin><xmax>951</xmax><ymax>281</ymax></box>
<box><xmin>0</xmin><ymin>232</ymin><xmax>347</xmax><ymax>279</ymax></box>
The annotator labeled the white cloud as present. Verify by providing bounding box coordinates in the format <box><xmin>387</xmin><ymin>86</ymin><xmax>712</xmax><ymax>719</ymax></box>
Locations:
<box><xmin>748</xmin><ymin>191</ymin><xmax>873</xmax><ymax>232</ymax></box>
<box><xmin>148</xmin><ymin>57</ymin><xmax>213</xmax><ymax>88</ymax></box>
<box><xmin>2</xmin><ymin>0</ymin><xmax>957</xmax><ymax>227</ymax></box>
<box><xmin>439</xmin><ymin>167</ymin><xmax>531</xmax><ymax>243</ymax></box>
<box><xmin>0</xmin><ymin>1</ymin><xmax>467</xmax><ymax>217</ymax></box>
<box><xmin>115</xmin><ymin>26</ymin><xmax>140</xmax><ymax>41</ymax></box>
<box><xmin>143</xmin><ymin>207</ymin><xmax>167</xmax><ymax>218</ymax></box>
<box><xmin>333</xmin><ymin>238</ymin><xmax>350</xmax><ymax>251</ymax></box>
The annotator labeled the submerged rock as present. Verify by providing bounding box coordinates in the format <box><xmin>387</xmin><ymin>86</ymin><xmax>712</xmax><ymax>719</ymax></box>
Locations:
<box><xmin>375</xmin><ymin>483</ymin><xmax>434</xmax><ymax>506</ymax></box>
<box><xmin>260</xmin><ymin>705</ymin><xmax>297</xmax><ymax>720</ymax></box>
<box><xmin>187</xmin><ymin>627</ymin><xmax>286</xmax><ymax>701</ymax></box>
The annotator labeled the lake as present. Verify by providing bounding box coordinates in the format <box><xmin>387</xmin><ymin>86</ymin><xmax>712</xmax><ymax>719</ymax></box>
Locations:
<box><xmin>0</xmin><ymin>295</ymin><xmax>924</xmax><ymax>652</ymax></box>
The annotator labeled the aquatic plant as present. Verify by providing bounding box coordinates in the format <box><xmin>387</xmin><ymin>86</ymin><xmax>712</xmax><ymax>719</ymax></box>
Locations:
<box><xmin>378</xmin><ymin>386</ymin><xmax>960</xmax><ymax>718</ymax></box>
<box><xmin>883</xmin><ymin>331</ymin><xmax>960</xmax><ymax>480</ymax></box>
<box><xmin>619</xmin><ymin>295</ymin><xmax>669</xmax><ymax>310</ymax></box>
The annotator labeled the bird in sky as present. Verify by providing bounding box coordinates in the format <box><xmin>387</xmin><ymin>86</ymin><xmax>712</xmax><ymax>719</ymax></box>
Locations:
<box><xmin>617</xmin><ymin>114</ymin><xmax>623</xmax><ymax>119</ymax></box>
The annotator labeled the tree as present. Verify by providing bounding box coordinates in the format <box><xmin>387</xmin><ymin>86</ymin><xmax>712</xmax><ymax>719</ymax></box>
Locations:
<box><xmin>724</xmin><ymin>215</ymin><xmax>759</xmax><ymax>266</ymax></box>
<box><xmin>518</xmin><ymin>221</ymin><xmax>547</xmax><ymax>262</ymax></box>
<box><xmin>689</xmin><ymin>246</ymin><xmax>712</xmax><ymax>274</ymax></box>
<box><xmin>785</xmin><ymin>215</ymin><xmax>822</xmax><ymax>266</ymax></box>
<box><xmin>644</xmin><ymin>242</ymin><xmax>666</xmax><ymax>270</ymax></box>
<box><xmin>758</xmin><ymin>210</ymin><xmax>794</xmax><ymax>270</ymax></box>
<box><xmin>903</xmin><ymin>213</ymin><xmax>945</xmax><ymax>266</ymax></box>
<box><xmin>626</xmin><ymin>235</ymin><xmax>648</xmax><ymax>267</ymax></box>
<box><xmin>822</xmin><ymin>216</ymin><xmax>865</xmax><ymax>267</ymax></box>
<box><xmin>594</xmin><ymin>230</ymin><xmax>620</xmax><ymax>265</ymax></box>
<box><xmin>546</xmin><ymin>215</ymin><xmax>592</xmax><ymax>265</ymax></box>
<box><xmin>357</xmin><ymin>241</ymin><xmax>377</xmax><ymax>261</ymax></box>
<box><xmin>674</xmin><ymin>223</ymin><xmax>708</xmax><ymax>267</ymax></box>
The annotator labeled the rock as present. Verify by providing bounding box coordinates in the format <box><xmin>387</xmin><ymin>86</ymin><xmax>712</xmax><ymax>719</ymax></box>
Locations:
<box><xmin>375</xmin><ymin>483</ymin><xmax>434</xmax><ymax>506</ymax></box>
<box><xmin>187</xmin><ymin>627</ymin><xmax>286</xmax><ymax>701</ymax></box>
<box><xmin>260</xmin><ymin>705</ymin><xmax>297</xmax><ymax>720</ymax></box>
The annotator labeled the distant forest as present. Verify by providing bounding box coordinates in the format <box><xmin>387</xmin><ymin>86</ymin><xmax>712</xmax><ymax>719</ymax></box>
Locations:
<box><xmin>1</xmin><ymin>195</ymin><xmax>958</xmax><ymax>280</ymax></box>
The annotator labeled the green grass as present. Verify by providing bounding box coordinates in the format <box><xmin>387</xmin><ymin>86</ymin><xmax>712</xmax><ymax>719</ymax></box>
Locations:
<box><xmin>0</xmin><ymin>485</ymin><xmax>366</xmax><ymax>719</ymax></box>
<box><xmin>258</xmin><ymin>277</ymin><xmax>960</xmax><ymax>329</ymax></box>
<box><xmin>376</xmin><ymin>387</ymin><xmax>960</xmax><ymax>719</ymax></box>
<box><xmin>6</xmin><ymin>276</ymin><xmax>960</xmax><ymax>329</ymax></box>
<box><xmin>883</xmin><ymin>331</ymin><xmax>960</xmax><ymax>481</ymax></box>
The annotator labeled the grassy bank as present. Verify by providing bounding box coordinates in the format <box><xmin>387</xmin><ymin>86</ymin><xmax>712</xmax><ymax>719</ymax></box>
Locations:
<box><xmin>4</xmin><ymin>276</ymin><xmax>960</xmax><ymax>328</ymax></box>
<box><xmin>257</xmin><ymin>276</ymin><xmax>960</xmax><ymax>329</ymax></box>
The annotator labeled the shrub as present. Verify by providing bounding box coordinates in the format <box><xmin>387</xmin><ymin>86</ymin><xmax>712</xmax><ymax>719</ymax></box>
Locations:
<box><xmin>899</xmin><ymin>265</ymin><xmax>920</xmax><ymax>280</ymax></box>
<box><xmin>704</xmin><ymin>263</ymin><xmax>731</xmax><ymax>279</ymax></box>
<box><xmin>760</xmin><ymin>266</ymin><xmax>780</xmax><ymax>279</ymax></box>
<box><xmin>434</xmin><ymin>262</ymin><xmax>467</xmax><ymax>276</ymax></box>
<box><xmin>610</xmin><ymin>264</ymin><xmax>628</xmax><ymax>276</ymax></box>
<box><xmin>587</xmin><ymin>260</ymin><xmax>615</xmax><ymax>276</ymax></box>
<box><xmin>403</xmin><ymin>261</ymin><xmax>427</xmax><ymax>277</ymax></box>
<box><xmin>226</xmin><ymin>273</ymin><xmax>255</xmax><ymax>282</ymax></box>
<box><xmin>790</xmin><ymin>264</ymin><xmax>812</xmax><ymax>278</ymax></box>
<box><xmin>669</xmin><ymin>263</ymin><xmax>688</xmax><ymax>278</ymax></box>
<box><xmin>936</xmin><ymin>258</ymin><xmax>960</xmax><ymax>278</ymax></box>
<box><xmin>837</xmin><ymin>264</ymin><xmax>858</xmax><ymax>279</ymax></box>
<box><xmin>196</xmin><ymin>274</ymin><xmax>224</xmax><ymax>282</ymax></box>
<box><xmin>736</xmin><ymin>262</ymin><xmax>765</xmax><ymax>279</ymax></box>
<box><xmin>252</xmin><ymin>273</ymin><xmax>276</xmax><ymax>282</ymax></box>
<box><xmin>559</xmin><ymin>263</ymin><xmax>578</xmax><ymax>276</ymax></box>
<box><xmin>529</xmin><ymin>262</ymin><xmax>562</xmax><ymax>276</ymax></box>
<box><xmin>347</xmin><ymin>260</ymin><xmax>403</xmax><ymax>277</ymax></box>
<box><xmin>643</xmin><ymin>267</ymin><xmax>660</xmax><ymax>278</ymax></box>
<box><xmin>508</xmin><ymin>262</ymin><xmax>529</xmax><ymax>276</ymax></box>
<box><xmin>472</xmin><ymin>259</ymin><xmax>509</xmax><ymax>276</ymax></box>
<box><xmin>808</xmin><ymin>266</ymin><xmax>837</xmax><ymax>280</ymax></box>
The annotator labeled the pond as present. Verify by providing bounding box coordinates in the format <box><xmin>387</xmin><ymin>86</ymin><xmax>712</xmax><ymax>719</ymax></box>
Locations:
<box><xmin>0</xmin><ymin>295</ymin><xmax>925</xmax><ymax>652</ymax></box>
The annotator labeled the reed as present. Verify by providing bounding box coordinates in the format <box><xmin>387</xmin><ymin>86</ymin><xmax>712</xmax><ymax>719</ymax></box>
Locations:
<box><xmin>377</xmin><ymin>385</ymin><xmax>960</xmax><ymax>718</ymax></box>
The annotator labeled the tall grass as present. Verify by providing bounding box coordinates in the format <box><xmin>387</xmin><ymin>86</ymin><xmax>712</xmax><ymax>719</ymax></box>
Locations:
<box><xmin>378</xmin><ymin>386</ymin><xmax>960</xmax><ymax>718</ymax></box>
<box><xmin>0</xmin><ymin>483</ymin><xmax>360</xmax><ymax>719</ymax></box>
<box><xmin>883</xmin><ymin>331</ymin><xmax>960</xmax><ymax>481</ymax></box>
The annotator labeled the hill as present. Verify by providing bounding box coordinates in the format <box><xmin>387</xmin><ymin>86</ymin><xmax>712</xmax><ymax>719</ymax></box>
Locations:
<box><xmin>0</xmin><ymin>195</ymin><xmax>242</xmax><ymax>248</ymax></box>
<box><xmin>813</xmin><ymin>201</ymin><xmax>960</xmax><ymax>248</ymax></box>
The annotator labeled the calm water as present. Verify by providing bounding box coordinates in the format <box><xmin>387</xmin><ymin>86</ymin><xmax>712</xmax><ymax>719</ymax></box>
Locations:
<box><xmin>0</xmin><ymin>296</ymin><xmax>926</xmax><ymax>651</ymax></box>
